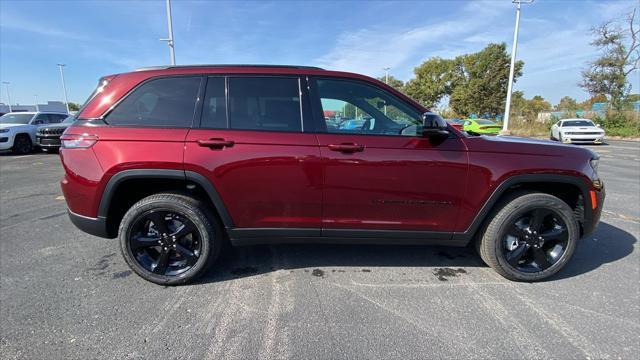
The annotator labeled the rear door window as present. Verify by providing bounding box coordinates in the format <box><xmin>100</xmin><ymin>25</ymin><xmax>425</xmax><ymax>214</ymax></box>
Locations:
<box><xmin>227</xmin><ymin>77</ymin><xmax>302</xmax><ymax>132</ymax></box>
<box><xmin>106</xmin><ymin>77</ymin><xmax>201</xmax><ymax>127</ymax></box>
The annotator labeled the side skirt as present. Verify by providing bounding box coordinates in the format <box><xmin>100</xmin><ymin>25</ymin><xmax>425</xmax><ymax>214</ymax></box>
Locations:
<box><xmin>228</xmin><ymin>228</ymin><xmax>468</xmax><ymax>247</ymax></box>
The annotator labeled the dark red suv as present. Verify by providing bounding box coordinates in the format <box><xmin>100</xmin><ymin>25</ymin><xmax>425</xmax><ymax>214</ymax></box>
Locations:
<box><xmin>60</xmin><ymin>65</ymin><xmax>604</xmax><ymax>285</ymax></box>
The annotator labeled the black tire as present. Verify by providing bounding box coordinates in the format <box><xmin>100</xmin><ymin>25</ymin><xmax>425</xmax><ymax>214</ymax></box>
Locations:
<box><xmin>118</xmin><ymin>193</ymin><xmax>222</xmax><ymax>285</ymax></box>
<box><xmin>478</xmin><ymin>192</ymin><xmax>578</xmax><ymax>282</ymax></box>
<box><xmin>12</xmin><ymin>134</ymin><xmax>33</xmax><ymax>155</ymax></box>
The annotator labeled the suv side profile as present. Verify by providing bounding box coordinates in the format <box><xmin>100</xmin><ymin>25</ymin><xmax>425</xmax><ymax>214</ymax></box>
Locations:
<box><xmin>0</xmin><ymin>111</ymin><xmax>69</xmax><ymax>154</ymax></box>
<box><xmin>60</xmin><ymin>65</ymin><xmax>604</xmax><ymax>285</ymax></box>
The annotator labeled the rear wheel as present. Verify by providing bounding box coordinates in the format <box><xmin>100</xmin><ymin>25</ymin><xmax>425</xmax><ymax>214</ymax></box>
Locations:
<box><xmin>12</xmin><ymin>134</ymin><xmax>33</xmax><ymax>155</ymax></box>
<box><xmin>118</xmin><ymin>193</ymin><xmax>222</xmax><ymax>285</ymax></box>
<box><xmin>478</xmin><ymin>192</ymin><xmax>578</xmax><ymax>281</ymax></box>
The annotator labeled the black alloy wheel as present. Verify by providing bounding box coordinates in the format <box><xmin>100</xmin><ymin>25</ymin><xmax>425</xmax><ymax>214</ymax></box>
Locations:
<box><xmin>119</xmin><ymin>193</ymin><xmax>221</xmax><ymax>285</ymax></box>
<box><xmin>129</xmin><ymin>210</ymin><xmax>202</xmax><ymax>276</ymax></box>
<box><xmin>502</xmin><ymin>208</ymin><xmax>569</xmax><ymax>273</ymax></box>
<box><xmin>12</xmin><ymin>135</ymin><xmax>32</xmax><ymax>155</ymax></box>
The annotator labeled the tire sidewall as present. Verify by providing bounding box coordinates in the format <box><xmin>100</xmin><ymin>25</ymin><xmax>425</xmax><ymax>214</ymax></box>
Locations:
<box><xmin>13</xmin><ymin>135</ymin><xmax>32</xmax><ymax>155</ymax></box>
<box><xmin>489</xmin><ymin>195</ymin><xmax>579</xmax><ymax>281</ymax></box>
<box><xmin>119</xmin><ymin>199</ymin><xmax>214</xmax><ymax>285</ymax></box>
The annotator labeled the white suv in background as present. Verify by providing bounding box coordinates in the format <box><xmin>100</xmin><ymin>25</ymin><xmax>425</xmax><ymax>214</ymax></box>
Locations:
<box><xmin>0</xmin><ymin>112</ymin><xmax>69</xmax><ymax>154</ymax></box>
<box><xmin>550</xmin><ymin>119</ymin><xmax>606</xmax><ymax>144</ymax></box>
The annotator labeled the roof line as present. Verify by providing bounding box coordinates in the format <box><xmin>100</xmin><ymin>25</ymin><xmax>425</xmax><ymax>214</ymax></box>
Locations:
<box><xmin>135</xmin><ymin>64</ymin><xmax>324</xmax><ymax>72</ymax></box>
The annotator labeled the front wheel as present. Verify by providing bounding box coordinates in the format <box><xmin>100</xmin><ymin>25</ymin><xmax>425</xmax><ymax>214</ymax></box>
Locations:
<box><xmin>118</xmin><ymin>193</ymin><xmax>222</xmax><ymax>285</ymax></box>
<box><xmin>12</xmin><ymin>134</ymin><xmax>33</xmax><ymax>155</ymax></box>
<box><xmin>478</xmin><ymin>192</ymin><xmax>579</xmax><ymax>281</ymax></box>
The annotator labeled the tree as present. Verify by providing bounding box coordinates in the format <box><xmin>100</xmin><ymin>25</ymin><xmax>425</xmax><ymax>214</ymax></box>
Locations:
<box><xmin>509</xmin><ymin>92</ymin><xmax>552</xmax><ymax>122</ymax></box>
<box><xmin>68</xmin><ymin>102</ymin><xmax>80</xmax><ymax>111</ymax></box>
<box><xmin>580</xmin><ymin>7</ymin><xmax>639</xmax><ymax>109</ymax></box>
<box><xmin>377</xmin><ymin>75</ymin><xmax>405</xmax><ymax>92</ymax></box>
<box><xmin>555</xmin><ymin>96</ymin><xmax>579</xmax><ymax>112</ymax></box>
<box><xmin>449</xmin><ymin>43</ymin><xmax>523</xmax><ymax>117</ymax></box>
<box><xmin>404</xmin><ymin>57</ymin><xmax>457</xmax><ymax>108</ymax></box>
<box><xmin>579</xmin><ymin>94</ymin><xmax>608</xmax><ymax>110</ymax></box>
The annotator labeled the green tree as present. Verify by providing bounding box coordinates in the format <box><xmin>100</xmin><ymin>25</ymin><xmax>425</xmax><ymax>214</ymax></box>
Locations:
<box><xmin>449</xmin><ymin>43</ymin><xmax>524</xmax><ymax>117</ymax></box>
<box><xmin>68</xmin><ymin>102</ymin><xmax>80</xmax><ymax>111</ymax></box>
<box><xmin>555</xmin><ymin>96</ymin><xmax>579</xmax><ymax>112</ymax></box>
<box><xmin>377</xmin><ymin>75</ymin><xmax>405</xmax><ymax>92</ymax></box>
<box><xmin>404</xmin><ymin>57</ymin><xmax>457</xmax><ymax>108</ymax></box>
<box><xmin>580</xmin><ymin>7</ymin><xmax>639</xmax><ymax>109</ymax></box>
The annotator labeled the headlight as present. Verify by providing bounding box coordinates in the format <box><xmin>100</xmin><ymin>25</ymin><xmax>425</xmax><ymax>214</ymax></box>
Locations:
<box><xmin>590</xmin><ymin>158</ymin><xmax>599</xmax><ymax>173</ymax></box>
<box><xmin>0</xmin><ymin>129</ymin><xmax>9</xmax><ymax>133</ymax></box>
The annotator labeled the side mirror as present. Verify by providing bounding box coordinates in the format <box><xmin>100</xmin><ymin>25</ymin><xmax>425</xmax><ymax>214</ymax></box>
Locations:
<box><xmin>421</xmin><ymin>112</ymin><xmax>450</xmax><ymax>138</ymax></box>
<box><xmin>596</xmin><ymin>124</ymin><xmax>601</xmax><ymax>128</ymax></box>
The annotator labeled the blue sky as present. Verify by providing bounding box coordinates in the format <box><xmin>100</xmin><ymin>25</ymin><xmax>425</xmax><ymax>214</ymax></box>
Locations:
<box><xmin>0</xmin><ymin>0</ymin><xmax>637</xmax><ymax>107</ymax></box>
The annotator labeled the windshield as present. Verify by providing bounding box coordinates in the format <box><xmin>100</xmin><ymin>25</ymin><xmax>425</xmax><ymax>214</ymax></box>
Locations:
<box><xmin>0</xmin><ymin>113</ymin><xmax>34</xmax><ymax>124</ymax></box>
<box><xmin>563</xmin><ymin>120</ymin><xmax>594</xmax><ymax>127</ymax></box>
<box><xmin>62</xmin><ymin>115</ymin><xmax>76</xmax><ymax>124</ymax></box>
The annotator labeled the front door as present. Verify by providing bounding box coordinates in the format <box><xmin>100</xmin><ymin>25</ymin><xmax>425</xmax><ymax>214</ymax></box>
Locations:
<box><xmin>184</xmin><ymin>76</ymin><xmax>322</xmax><ymax>231</ymax></box>
<box><xmin>310</xmin><ymin>78</ymin><xmax>467</xmax><ymax>234</ymax></box>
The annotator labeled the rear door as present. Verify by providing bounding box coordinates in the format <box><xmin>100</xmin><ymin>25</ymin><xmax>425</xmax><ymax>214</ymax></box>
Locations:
<box><xmin>184</xmin><ymin>76</ymin><xmax>322</xmax><ymax>231</ymax></box>
<box><xmin>310</xmin><ymin>77</ymin><xmax>468</xmax><ymax>234</ymax></box>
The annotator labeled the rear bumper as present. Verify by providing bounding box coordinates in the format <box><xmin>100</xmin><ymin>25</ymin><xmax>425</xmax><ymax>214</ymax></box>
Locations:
<box><xmin>67</xmin><ymin>209</ymin><xmax>111</xmax><ymax>238</ymax></box>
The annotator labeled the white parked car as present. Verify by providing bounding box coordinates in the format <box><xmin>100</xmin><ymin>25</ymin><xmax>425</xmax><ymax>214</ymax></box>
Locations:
<box><xmin>550</xmin><ymin>119</ymin><xmax>605</xmax><ymax>144</ymax></box>
<box><xmin>0</xmin><ymin>112</ymin><xmax>69</xmax><ymax>154</ymax></box>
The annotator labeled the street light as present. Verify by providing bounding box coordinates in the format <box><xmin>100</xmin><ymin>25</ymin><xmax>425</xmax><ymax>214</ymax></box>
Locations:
<box><xmin>34</xmin><ymin>95</ymin><xmax>39</xmax><ymax>112</ymax></box>
<box><xmin>500</xmin><ymin>0</ymin><xmax>534</xmax><ymax>136</ymax></box>
<box><xmin>383</xmin><ymin>67</ymin><xmax>391</xmax><ymax>84</ymax></box>
<box><xmin>160</xmin><ymin>0</ymin><xmax>176</xmax><ymax>65</ymax></box>
<box><xmin>57</xmin><ymin>64</ymin><xmax>70</xmax><ymax>113</ymax></box>
<box><xmin>2</xmin><ymin>82</ymin><xmax>12</xmax><ymax>112</ymax></box>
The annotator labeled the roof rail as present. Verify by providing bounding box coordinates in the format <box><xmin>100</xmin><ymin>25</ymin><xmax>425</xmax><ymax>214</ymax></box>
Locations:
<box><xmin>135</xmin><ymin>64</ymin><xmax>324</xmax><ymax>72</ymax></box>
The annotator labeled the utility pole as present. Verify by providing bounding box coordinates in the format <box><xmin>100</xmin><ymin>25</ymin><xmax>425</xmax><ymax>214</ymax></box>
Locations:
<box><xmin>34</xmin><ymin>95</ymin><xmax>39</xmax><ymax>112</ymax></box>
<box><xmin>57</xmin><ymin>64</ymin><xmax>70</xmax><ymax>113</ymax></box>
<box><xmin>500</xmin><ymin>0</ymin><xmax>533</xmax><ymax>136</ymax></box>
<box><xmin>2</xmin><ymin>82</ymin><xmax>12</xmax><ymax>112</ymax></box>
<box><xmin>160</xmin><ymin>0</ymin><xmax>176</xmax><ymax>65</ymax></box>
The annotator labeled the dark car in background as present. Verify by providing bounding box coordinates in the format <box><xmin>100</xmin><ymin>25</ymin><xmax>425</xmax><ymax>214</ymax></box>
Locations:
<box><xmin>36</xmin><ymin>115</ymin><xmax>76</xmax><ymax>152</ymax></box>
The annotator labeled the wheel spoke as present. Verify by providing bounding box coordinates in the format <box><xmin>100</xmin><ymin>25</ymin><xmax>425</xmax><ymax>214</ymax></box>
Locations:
<box><xmin>171</xmin><ymin>223</ymin><xmax>194</xmax><ymax>240</ymax></box>
<box><xmin>529</xmin><ymin>209</ymin><xmax>549</xmax><ymax>232</ymax></box>
<box><xmin>130</xmin><ymin>235</ymin><xmax>160</xmax><ymax>251</ymax></box>
<box><xmin>533</xmin><ymin>247</ymin><xmax>551</xmax><ymax>270</ymax></box>
<box><xmin>152</xmin><ymin>250</ymin><xmax>170</xmax><ymax>274</ymax></box>
<box><xmin>148</xmin><ymin>212</ymin><xmax>170</xmax><ymax>235</ymax></box>
<box><xmin>506</xmin><ymin>244</ymin><xmax>528</xmax><ymax>267</ymax></box>
<box><xmin>508</xmin><ymin>223</ymin><xmax>527</xmax><ymax>238</ymax></box>
<box><xmin>175</xmin><ymin>244</ymin><xmax>198</xmax><ymax>265</ymax></box>
<box><xmin>541</xmin><ymin>227</ymin><xmax>567</xmax><ymax>242</ymax></box>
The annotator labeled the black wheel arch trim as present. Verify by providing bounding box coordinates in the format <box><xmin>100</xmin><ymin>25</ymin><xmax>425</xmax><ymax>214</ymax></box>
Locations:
<box><xmin>97</xmin><ymin>169</ymin><xmax>235</xmax><ymax>233</ymax></box>
<box><xmin>453</xmin><ymin>173</ymin><xmax>597</xmax><ymax>242</ymax></box>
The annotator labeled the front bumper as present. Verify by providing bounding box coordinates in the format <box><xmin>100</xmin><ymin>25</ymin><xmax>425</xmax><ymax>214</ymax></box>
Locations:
<box><xmin>36</xmin><ymin>134</ymin><xmax>62</xmax><ymax>148</ymax></box>
<box><xmin>562</xmin><ymin>133</ymin><xmax>605</xmax><ymax>144</ymax></box>
<box><xmin>67</xmin><ymin>209</ymin><xmax>111</xmax><ymax>238</ymax></box>
<box><xmin>583</xmin><ymin>185</ymin><xmax>605</xmax><ymax>237</ymax></box>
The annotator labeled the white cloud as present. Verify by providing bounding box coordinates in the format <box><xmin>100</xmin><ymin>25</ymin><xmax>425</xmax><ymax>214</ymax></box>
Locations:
<box><xmin>314</xmin><ymin>0</ymin><xmax>512</xmax><ymax>78</ymax></box>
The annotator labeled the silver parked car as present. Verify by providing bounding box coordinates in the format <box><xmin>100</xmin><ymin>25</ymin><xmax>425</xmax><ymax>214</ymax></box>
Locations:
<box><xmin>550</xmin><ymin>119</ymin><xmax>605</xmax><ymax>144</ymax></box>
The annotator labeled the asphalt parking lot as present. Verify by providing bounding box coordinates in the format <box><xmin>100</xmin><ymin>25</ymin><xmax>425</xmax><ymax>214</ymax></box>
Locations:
<box><xmin>1</xmin><ymin>140</ymin><xmax>638</xmax><ymax>359</ymax></box>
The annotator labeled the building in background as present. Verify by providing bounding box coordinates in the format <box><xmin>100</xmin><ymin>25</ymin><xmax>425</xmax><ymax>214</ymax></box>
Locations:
<box><xmin>0</xmin><ymin>101</ymin><xmax>67</xmax><ymax>115</ymax></box>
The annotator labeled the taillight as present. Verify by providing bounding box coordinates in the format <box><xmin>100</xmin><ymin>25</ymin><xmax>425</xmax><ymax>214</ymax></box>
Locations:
<box><xmin>60</xmin><ymin>133</ymin><xmax>98</xmax><ymax>149</ymax></box>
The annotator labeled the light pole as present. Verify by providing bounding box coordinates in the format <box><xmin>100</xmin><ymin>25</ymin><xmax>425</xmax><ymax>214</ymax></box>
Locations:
<box><xmin>160</xmin><ymin>0</ymin><xmax>176</xmax><ymax>65</ymax></box>
<box><xmin>57</xmin><ymin>64</ymin><xmax>70</xmax><ymax>113</ymax></box>
<box><xmin>500</xmin><ymin>0</ymin><xmax>533</xmax><ymax>136</ymax></box>
<box><xmin>2</xmin><ymin>82</ymin><xmax>12</xmax><ymax>112</ymax></box>
<box><xmin>34</xmin><ymin>95</ymin><xmax>39</xmax><ymax>112</ymax></box>
<box><xmin>383</xmin><ymin>67</ymin><xmax>390</xmax><ymax>115</ymax></box>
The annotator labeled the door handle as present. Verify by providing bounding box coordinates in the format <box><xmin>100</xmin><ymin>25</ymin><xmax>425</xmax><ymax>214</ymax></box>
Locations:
<box><xmin>327</xmin><ymin>143</ymin><xmax>365</xmax><ymax>153</ymax></box>
<box><xmin>197</xmin><ymin>138</ymin><xmax>235</xmax><ymax>149</ymax></box>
